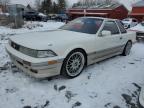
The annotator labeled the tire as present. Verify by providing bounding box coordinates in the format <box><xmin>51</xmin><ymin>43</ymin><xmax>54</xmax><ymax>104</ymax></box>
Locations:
<box><xmin>138</xmin><ymin>99</ymin><xmax>144</xmax><ymax>108</ymax></box>
<box><xmin>61</xmin><ymin>50</ymin><xmax>86</xmax><ymax>78</ymax></box>
<box><xmin>122</xmin><ymin>41</ymin><xmax>132</xmax><ymax>56</ymax></box>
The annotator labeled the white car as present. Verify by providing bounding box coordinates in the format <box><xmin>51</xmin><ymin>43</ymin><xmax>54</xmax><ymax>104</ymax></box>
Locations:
<box><xmin>129</xmin><ymin>22</ymin><xmax>144</xmax><ymax>40</ymax></box>
<box><xmin>122</xmin><ymin>18</ymin><xmax>138</xmax><ymax>29</ymax></box>
<box><xmin>6</xmin><ymin>17</ymin><xmax>136</xmax><ymax>78</ymax></box>
<box><xmin>139</xmin><ymin>87</ymin><xmax>144</xmax><ymax>107</ymax></box>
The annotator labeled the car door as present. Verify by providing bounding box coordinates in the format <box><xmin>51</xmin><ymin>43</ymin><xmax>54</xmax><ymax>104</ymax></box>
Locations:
<box><xmin>93</xmin><ymin>20</ymin><xmax>124</xmax><ymax>60</ymax></box>
<box><xmin>116</xmin><ymin>20</ymin><xmax>128</xmax><ymax>45</ymax></box>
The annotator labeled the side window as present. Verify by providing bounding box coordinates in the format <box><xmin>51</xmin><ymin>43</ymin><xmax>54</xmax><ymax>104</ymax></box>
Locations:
<box><xmin>116</xmin><ymin>20</ymin><xmax>127</xmax><ymax>34</ymax></box>
<box><xmin>102</xmin><ymin>21</ymin><xmax>120</xmax><ymax>35</ymax></box>
<box><xmin>132</xmin><ymin>19</ymin><xmax>137</xmax><ymax>22</ymax></box>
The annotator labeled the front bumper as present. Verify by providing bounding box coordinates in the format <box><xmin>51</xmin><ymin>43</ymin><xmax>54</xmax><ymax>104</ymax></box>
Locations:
<box><xmin>139</xmin><ymin>88</ymin><xmax>144</xmax><ymax>107</ymax></box>
<box><xmin>6</xmin><ymin>44</ymin><xmax>64</xmax><ymax>78</ymax></box>
<box><xmin>136</xmin><ymin>32</ymin><xmax>144</xmax><ymax>40</ymax></box>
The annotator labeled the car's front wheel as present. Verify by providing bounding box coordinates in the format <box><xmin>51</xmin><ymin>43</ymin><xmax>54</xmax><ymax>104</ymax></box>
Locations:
<box><xmin>122</xmin><ymin>41</ymin><xmax>132</xmax><ymax>56</ymax></box>
<box><xmin>61</xmin><ymin>50</ymin><xmax>86</xmax><ymax>78</ymax></box>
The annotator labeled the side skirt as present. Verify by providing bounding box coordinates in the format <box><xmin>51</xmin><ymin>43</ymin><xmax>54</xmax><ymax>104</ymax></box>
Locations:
<box><xmin>87</xmin><ymin>45</ymin><xmax>125</xmax><ymax>65</ymax></box>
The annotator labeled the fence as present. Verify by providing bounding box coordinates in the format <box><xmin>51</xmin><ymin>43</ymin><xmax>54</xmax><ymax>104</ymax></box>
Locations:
<box><xmin>0</xmin><ymin>14</ymin><xmax>9</xmax><ymax>25</ymax></box>
<box><xmin>0</xmin><ymin>4</ymin><xmax>24</xmax><ymax>29</ymax></box>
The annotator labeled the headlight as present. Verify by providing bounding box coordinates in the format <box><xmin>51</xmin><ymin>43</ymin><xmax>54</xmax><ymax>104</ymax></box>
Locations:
<box><xmin>37</xmin><ymin>50</ymin><xmax>57</xmax><ymax>58</ymax></box>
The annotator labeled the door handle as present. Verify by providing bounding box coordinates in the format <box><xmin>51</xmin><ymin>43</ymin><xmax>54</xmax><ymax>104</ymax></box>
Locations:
<box><xmin>120</xmin><ymin>37</ymin><xmax>123</xmax><ymax>40</ymax></box>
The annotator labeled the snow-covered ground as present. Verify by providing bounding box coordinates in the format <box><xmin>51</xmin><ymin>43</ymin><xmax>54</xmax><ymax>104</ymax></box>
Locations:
<box><xmin>0</xmin><ymin>21</ymin><xmax>144</xmax><ymax>108</ymax></box>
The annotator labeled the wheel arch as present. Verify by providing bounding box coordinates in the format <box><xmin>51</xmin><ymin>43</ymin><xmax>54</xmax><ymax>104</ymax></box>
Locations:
<box><xmin>127</xmin><ymin>40</ymin><xmax>132</xmax><ymax>43</ymax></box>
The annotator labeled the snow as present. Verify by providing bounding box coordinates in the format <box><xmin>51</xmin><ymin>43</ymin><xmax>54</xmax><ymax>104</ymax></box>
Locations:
<box><xmin>0</xmin><ymin>21</ymin><xmax>64</xmax><ymax>36</ymax></box>
<box><xmin>0</xmin><ymin>13</ymin><xmax>10</xmax><ymax>16</ymax></box>
<box><xmin>0</xmin><ymin>21</ymin><xmax>144</xmax><ymax>108</ymax></box>
<box><xmin>38</xmin><ymin>13</ymin><xmax>47</xmax><ymax>17</ymax></box>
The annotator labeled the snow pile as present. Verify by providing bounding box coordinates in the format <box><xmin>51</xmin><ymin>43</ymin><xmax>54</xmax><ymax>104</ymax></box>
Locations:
<box><xmin>0</xmin><ymin>21</ymin><xmax>64</xmax><ymax>35</ymax></box>
<box><xmin>0</xmin><ymin>21</ymin><xmax>65</xmax><ymax>43</ymax></box>
<box><xmin>38</xmin><ymin>13</ymin><xmax>47</xmax><ymax>17</ymax></box>
<box><xmin>23</xmin><ymin>22</ymin><xmax>44</xmax><ymax>30</ymax></box>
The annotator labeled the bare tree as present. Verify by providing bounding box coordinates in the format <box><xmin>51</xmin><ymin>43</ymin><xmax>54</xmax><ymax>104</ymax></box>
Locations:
<box><xmin>0</xmin><ymin>0</ymin><xmax>10</xmax><ymax>12</ymax></box>
<box><xmin>0</xmin><ymin>0</ymin><xmax>10</xmax><ymax>5</ymax></box>
<box><xmin>76</xmin><ymin>0</ymin><xmax>118</xmax><ymax>7</ymax></box>
<box><xmin>78</xmin><ymin>0</ymin><xmax>106</xmax><ymax>6</ymax></box>
<box><xmin>35</xmin><ymin>0</ymin><xmax>41</xmax><ymax>10</ymax></box>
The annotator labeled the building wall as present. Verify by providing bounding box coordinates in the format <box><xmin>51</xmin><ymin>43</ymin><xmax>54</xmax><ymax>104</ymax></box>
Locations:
<box><xmin>68</xmin><ymin>5</ymin><xmax>128</xmax><ymax>20</ymax></box>
<box><xmin>131</xmin><ymin>7</ymin><xmax>144</xmax><ymax>13</ymax></box>
<box><xmin>129</xmin><ymin>7</ymin><xmax>144</xmax><ymax>22</ymax></box>
<box><xmin>131</xmin><ymin>15</ymin><xmax>144</xmax><ymax>22</ymax></box>
<box><xmin>109</xmin><ymin>5</ymin><xmax>128</xmax><ymax>20</ymax></box>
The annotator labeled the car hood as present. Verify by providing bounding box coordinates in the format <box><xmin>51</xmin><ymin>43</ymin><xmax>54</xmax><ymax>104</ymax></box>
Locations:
<box><xmin>129</xmin><ymin>24</ymin><xmax>144</xmax><ymax>33</ymax></box>
<box><xmin>10</xmin><ymin>29</ymin><xmax>92</xmax><ymax>50</ymax></box>
<box><xmin>122</xmin><ymin>21</ymin><xmax>130</xmax><ymax>24</ymax></box>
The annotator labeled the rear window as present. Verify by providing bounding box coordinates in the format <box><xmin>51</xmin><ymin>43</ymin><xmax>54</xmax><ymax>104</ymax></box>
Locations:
<box><xmin>116</xmin><ymin>20</ymin><xmax>127</xmax><ymax>34</ymax></box>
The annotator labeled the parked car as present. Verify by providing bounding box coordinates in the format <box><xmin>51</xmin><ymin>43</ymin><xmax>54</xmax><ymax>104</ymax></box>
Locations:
<box><xmin>55</xmin><ymin>14</ymin><xmax>68</xmax><ymax>22</ymax></box>
<box><xmin>139</xmin><ymin>87</ymin><xmax>144</xmax><ymax>107</ymax></box>
<box><xmin>50</xmin><ymin>14</ymin><xmax>68</xmax><ymax>22</ymax></box>
<box><xmin>128</xmin><ymin>22</ymin><xmax>144</xmax><ymax>40</ymax></box>
<box><xmin>38</xmin><ymin>12</ymin><xmax>50</xmax><ymax>21</ymax></box>
<box><xmin>23</xmin><ymin>11</ymin><xmax>48</xmax><ymax>21</ymax></box>
<box><xmin>50</xmin><ymin>14</ymin><xmax>58</xmax><ymax>20</ymax></box>
<box><xmin>122</xmin><ymin>18</ymin><xmax>138</xmax><ymax>29</ymax></box>
<box><xmin>6</xmin><ymin>17</ymin><xmax>136</xmax><ymax>78</ymax></box>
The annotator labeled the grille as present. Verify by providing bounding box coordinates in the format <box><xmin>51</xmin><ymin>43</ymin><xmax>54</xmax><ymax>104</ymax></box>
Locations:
<box><xmin>11</xmin><ymin>41</ymin><xmax>37</xmax><ymax>57</ymax></box>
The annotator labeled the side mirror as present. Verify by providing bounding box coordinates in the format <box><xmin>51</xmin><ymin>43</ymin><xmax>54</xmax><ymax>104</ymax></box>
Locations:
<box><xmin>101</xmin><ymin>30</ymin><xmax>111</xmax><ymax>36</ymax></box>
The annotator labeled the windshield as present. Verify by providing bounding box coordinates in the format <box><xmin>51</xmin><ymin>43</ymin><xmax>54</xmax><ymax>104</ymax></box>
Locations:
<box><xmin>60</xmin><ymin>17</ymin><xmax>103</xmax><ymax>34</ymax></box>
<box><xmin>123</xmin><ymin>18</ymin><xmax>131</xmax><ymax>21</ymax></box>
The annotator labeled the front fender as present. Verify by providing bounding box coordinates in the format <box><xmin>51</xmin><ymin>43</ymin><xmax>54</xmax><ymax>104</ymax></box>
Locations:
<box><xmin>63</xmin><ymin>45</ymin><xmax>87</xmax><ymax>58</ymax></box>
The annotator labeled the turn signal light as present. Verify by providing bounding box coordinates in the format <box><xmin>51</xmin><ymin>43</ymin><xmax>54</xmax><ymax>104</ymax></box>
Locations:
<box><xmin>48</xmin><ymin>60</ymin><xmax>57</xmax><ymax>65</ymax></box>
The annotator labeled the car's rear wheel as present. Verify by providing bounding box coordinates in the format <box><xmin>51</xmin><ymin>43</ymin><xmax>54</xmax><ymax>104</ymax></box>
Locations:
<box><xmin>61</xmin><ymin>50</ymin><xmax>86</xmax><ymax>78</ymax></box>
<box><xmin>122</xmin><ymin>41</ymin><xmax>132</xmax><ymax>56</ymax></box>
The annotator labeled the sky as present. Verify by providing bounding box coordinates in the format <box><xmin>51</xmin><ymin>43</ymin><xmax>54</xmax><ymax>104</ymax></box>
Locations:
<box><xmin>10</xmin><ymin>0</ymin><xmax>78</xmax><ymax>6</ymax></box>
<box><xmin>10</xmin><ymin>0</ymin><xmax>140</xmax><ymax>10</ymax></box>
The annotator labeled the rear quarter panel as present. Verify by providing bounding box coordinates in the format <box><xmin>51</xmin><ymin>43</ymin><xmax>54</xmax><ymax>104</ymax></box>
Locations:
<box><xmin>125</xmin><ymin>31</ymin><xmax>136</xmax><ymax>43</ymax></box>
